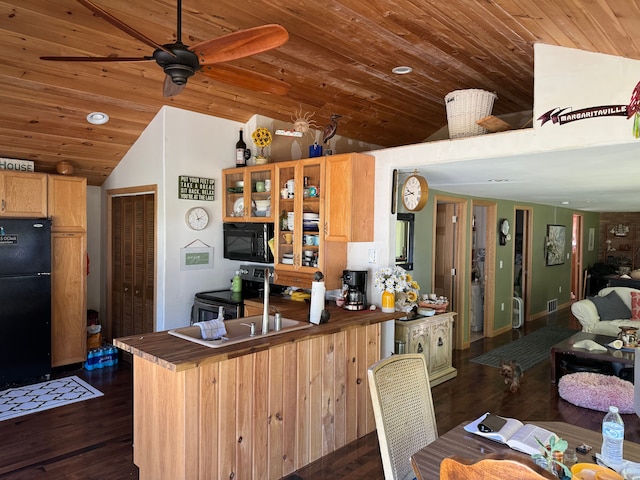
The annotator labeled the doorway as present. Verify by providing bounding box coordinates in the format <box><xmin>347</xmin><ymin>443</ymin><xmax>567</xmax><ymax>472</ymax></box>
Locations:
<box><xmin>514</xmin><ymin>207</ymin><xmax>533</xmax><ymax>326</ymax></box>
<box><xmin>107</xmin><ymin>186</ymin><xmax>157</xmax><ymax>341</ymax></box>
<box><xmin>433</xmin><ymin>196</ymin><xmax>467</xmax><ymax>349</ymax></box>
<box><xmin>572</xmin><ymin>214</ymin><xmax>584</xmax><ymax>300</ymax></box>
<box><xmin>469</xmin><ymin>201</ymin><xmax>497</xmax><ymax>343</ymax></box>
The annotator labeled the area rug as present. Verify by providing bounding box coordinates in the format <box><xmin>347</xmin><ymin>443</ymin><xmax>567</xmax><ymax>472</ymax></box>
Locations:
<box><xmin>0</xmin><ymin>375</ymin><xmax>103</xmax><ymax>422</ymax></box>
<box><xmin>558</xmin><ymin>372</ymin><xmax>634</xmax><ymax>413</ymax></box>
<box><xmin>470</xmin><ymin>325</ymin><xmax>579</xmax><ymax>371</ymax></box>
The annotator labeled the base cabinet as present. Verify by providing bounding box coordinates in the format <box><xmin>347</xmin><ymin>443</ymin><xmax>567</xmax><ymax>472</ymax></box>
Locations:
<box><xmin>132</xmin><ymin>323</ymin><xmax>381</xmax><ymax>480</ymax></box>
<box><xmin>395</xmin><ymin>312</ymin><xmax>457</xmax><ymax>386</ymax></box>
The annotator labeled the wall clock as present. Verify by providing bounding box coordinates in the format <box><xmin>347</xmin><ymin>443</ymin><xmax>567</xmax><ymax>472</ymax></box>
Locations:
<box><xmin>401</xmin><ymin>174</ymin><xmax>429</xmax><ymax>211</ymax></box>
<box><xmin>185</xmin><ymin>207</ymin><xmax>209</xmax><ymax>230</ymax></box>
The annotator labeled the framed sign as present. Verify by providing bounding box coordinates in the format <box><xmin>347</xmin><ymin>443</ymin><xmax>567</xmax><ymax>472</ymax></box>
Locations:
<box><xmin>180</xmin><ymin>246</ymin><xmax>213</xmax><ymax>271</ymax></box>
<box><xmin>545</xmin><ymin>224</ymin><xmax>566</xmax><ymax>266</ymax></box>
<box><xmin>179</xmin><ymin>175</ymin><xmax>215</xmax><ymax>201</ymax></box>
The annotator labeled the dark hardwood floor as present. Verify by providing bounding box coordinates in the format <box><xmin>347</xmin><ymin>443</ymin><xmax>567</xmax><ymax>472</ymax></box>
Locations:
<box><xmin>0</xmin><ymin>308</ymin><xmax>637</xmax><ymax>479</ymax></box>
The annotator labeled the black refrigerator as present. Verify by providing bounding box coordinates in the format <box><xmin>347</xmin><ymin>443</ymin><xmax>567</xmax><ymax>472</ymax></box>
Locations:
<box><xmin>0</xmin><ymin>218</ymin><xmax>52</xmax><ymax>386</ymax></box>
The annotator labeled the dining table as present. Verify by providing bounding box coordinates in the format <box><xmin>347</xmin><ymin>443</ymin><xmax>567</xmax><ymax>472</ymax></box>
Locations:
<box><xmin>410</xmin><ymin>420</ymin><xmax>640</xmax><ymax>479</ymax></box>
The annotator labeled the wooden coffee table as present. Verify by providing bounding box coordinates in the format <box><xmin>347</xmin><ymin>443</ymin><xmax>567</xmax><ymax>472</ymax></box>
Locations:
<box><xmin>550</xmin><ymin>331</ymin><xmax>635</xmax><ymax>383</ymax></box>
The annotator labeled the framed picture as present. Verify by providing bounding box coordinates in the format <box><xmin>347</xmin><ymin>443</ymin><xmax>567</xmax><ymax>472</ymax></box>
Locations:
<box><xmin>546</xmin><ymin>224</ymin><xmax>566</xmax><ymax>266</ymax></box>
<box><xmin>180</xmin><ymin>246</ymin><xmax>214</xmax><ymax>271</ymax></box>
<box><xmin>588</xmin><ymin>227</ymin><xmax>595</xmax><ymax>251</ymax></box>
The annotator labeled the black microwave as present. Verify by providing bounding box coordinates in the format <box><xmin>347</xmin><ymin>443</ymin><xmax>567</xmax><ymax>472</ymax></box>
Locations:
<box><xmin>223</xmin><ymin>222</ymin><xmax>274</xmax><ymax>264</ymax></box>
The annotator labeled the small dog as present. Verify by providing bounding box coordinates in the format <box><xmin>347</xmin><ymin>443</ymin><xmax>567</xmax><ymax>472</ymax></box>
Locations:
<box><xmin>500</xmin><ymin>360</ymin><xmax>523</xmax><ymax>393</ymax></box>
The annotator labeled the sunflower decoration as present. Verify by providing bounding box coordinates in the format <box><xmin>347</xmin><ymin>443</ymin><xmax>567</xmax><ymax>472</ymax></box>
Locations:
<box><xmin>251</xmin><ymin>127</ymin><xmax>273</xmax><ymax>162</ymax></box>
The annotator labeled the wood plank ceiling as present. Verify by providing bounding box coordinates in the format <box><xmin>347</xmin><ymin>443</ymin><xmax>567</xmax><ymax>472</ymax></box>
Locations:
<box><xmin>1</xmin><ymin>0</ymin><xmax>639</xmax><ymax>185</ymax></box>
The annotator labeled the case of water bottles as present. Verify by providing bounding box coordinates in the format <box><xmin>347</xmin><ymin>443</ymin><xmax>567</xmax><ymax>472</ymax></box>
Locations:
<box><xmin>84</xmin><ymin>344</ymin><xmax>118</xmax><ymax>370</ymax></box>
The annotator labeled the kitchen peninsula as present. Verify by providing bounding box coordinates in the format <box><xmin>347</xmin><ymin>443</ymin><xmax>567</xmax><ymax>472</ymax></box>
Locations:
<box><xmin>114</xmin><ymin>303</ymin><xmax>404</xmax><ymax>480</ymax></box>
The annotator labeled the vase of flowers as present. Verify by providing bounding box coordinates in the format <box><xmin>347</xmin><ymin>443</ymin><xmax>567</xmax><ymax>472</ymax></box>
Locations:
<box><xmin>374</xmin><ymin>266</ymin><xmax>420</xmax><ymax>313</ymax></box>
<box><xmin>251</xmin><ymin>127</ymin><xmax>272</xmax><ymax>164</ymax></box>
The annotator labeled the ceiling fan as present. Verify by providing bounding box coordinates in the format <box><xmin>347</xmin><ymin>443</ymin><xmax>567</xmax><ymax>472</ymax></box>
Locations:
<box><xmin>41</xmin><ymin>0</ymin><xmax>290</xmax><ymax>97</ymax></box>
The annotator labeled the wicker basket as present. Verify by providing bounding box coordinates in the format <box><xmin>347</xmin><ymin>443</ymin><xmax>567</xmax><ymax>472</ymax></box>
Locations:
<box><xmin>418</xmin><ymin>301</ymin><xmax>449</xmax><ymax>314</ymax></box>
<box><xmin>445</xmin><ymin>89</ymin><xmax>497</xmax><ymax>139</ymax></box>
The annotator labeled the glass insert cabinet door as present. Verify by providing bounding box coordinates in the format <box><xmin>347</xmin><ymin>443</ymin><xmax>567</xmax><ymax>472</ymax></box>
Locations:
<box><xmin>275</xmin><ymin>159</ymin><xmax>323</xmax><ymax>270</ymax></box>
<box><xmin>223</xmin><ymin>165</ymin><xmax>274</xmax><ymax>222</ymax></box>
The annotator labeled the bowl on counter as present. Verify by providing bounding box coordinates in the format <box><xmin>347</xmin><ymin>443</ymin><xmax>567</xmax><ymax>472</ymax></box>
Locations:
<box><xmin>417</xmin><ymin>308</ymin><xmax>436</xmax><ymax>317</ymax></box>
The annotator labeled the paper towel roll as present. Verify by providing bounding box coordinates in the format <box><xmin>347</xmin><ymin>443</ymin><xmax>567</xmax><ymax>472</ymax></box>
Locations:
<box><xmin>309</xmin><ymin>281</ymin><xmax>326</xmax><ymax>325</ymax></box>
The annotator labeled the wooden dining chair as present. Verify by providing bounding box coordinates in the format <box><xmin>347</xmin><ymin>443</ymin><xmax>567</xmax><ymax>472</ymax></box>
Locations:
<box><xmin>439</xmin><ymin>453</ymin><xmax>557</xmax><ymax>479</ymax></box>
<box><xmin>367</xmin><ymin>353</ymin><xmax>438</xmax><ymax>480</ymax></box>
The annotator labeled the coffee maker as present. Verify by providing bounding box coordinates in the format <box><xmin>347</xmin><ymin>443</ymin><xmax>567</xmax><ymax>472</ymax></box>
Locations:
<box><xmin>342</xmin><ymin>270</ymin><xmax>367</xmax><ymax>311</ymax></box>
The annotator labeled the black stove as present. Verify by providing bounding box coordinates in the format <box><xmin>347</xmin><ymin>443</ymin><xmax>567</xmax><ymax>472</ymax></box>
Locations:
<box><xmin>191</xmin><ymin>265</ymin><xmax>284</xmax><ymax>324</ymax></box>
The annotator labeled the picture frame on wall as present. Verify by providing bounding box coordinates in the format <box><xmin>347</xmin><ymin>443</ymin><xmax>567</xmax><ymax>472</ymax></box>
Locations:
<box><xmin>546</xmin><ymin>224</ymin><xmax>566</xmax><ymax>266</ymax></box>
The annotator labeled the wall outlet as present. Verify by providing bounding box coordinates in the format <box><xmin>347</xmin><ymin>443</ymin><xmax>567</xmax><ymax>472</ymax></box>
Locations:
<box><xmin>559</xmin><ymin>286</ymin><xmax>562</xmax><ymax>293</ymax></box>
<box><xmin>499</xmin><ymin>260</ymin><xmax>503</xmax><ymax>269</ymax></box>
<box><xmin>501</xmin><ymin>302</ymin><xmax>505</xmax><ymax>311</ymax></box>
<box><xmin>368</xmin><ymin>248</ymin><xmax>377</xmax><ymax>264</ymax></box>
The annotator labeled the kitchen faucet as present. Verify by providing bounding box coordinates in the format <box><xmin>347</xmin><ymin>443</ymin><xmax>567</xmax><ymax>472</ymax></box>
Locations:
<box><xmin>262</xmin><ymin>268</ymin><xmax>270</xmax><ymax>334</ymax></box>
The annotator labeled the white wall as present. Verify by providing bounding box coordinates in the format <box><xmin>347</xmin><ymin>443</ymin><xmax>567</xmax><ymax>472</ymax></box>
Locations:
<box><xmin>102</xmin><ymin>106</ymin><xmax>241</xmax><ymax>331</ymax></box>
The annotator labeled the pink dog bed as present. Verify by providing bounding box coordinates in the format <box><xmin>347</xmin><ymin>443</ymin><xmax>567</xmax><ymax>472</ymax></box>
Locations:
<box><xmin>558</xmin><ymin>372</ymin><xmax>634</xmax><ymax>414</ymax></box>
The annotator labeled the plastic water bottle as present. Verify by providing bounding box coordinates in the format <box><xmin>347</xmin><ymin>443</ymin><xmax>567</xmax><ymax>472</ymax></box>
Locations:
<box><xmin>602</xmin><ymin>405</ymin><xmax>624</xmax><ymax>465</ymax></box>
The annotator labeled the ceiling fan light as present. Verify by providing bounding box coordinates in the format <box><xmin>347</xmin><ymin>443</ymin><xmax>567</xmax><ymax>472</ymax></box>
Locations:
<box><xmin>86</xmin><ymin>112</ymin><xmax>109</xmax><ymax>125</ymax></box>
<box><xmin>392</xmin><ymin>66</ymin><xmax>412</xmax><ymax>75</ymax></box>
<box><xmin>164</xmin><ymin>64</ymin><xmax>196</xmax><ymax>85</ymax></box>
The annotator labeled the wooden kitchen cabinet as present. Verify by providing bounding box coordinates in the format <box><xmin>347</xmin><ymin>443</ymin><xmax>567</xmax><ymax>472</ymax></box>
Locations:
<box><xmin>0</xmin><ymin>171</ymin><xmax>47</xmax><ymax>217</ymax></box>
<box><xmin>272</xmin><ymin>159</ymin><xmax>346</xmax><ymax>290</ymax></box>
<box><xmin>51</xmin><ymin>231</ymin><xmax>87</xmax><ymax>367</ymax></box>
<box><xmin>222</xmin><ymin>165</ymin><xmax>275</xmax><ymax>222</ymax></box>
<box><xmin>324</xmin><ymin>153</ymin><xmax>375</xmax><ymax>242</ymax></box>
<box><xmin>48</xmin><ymin>175</ymin><xmax>87</xmax><ymax>232</ymax></box>
<box><xmin>124</xmin><ymin>320</ymin><xmax>381</xmax><ymax>480</ymax></box>
<box><xmin>394</xmin><ymin>312</ymin><xmax>457</xmax><ymax>386</ymax></box>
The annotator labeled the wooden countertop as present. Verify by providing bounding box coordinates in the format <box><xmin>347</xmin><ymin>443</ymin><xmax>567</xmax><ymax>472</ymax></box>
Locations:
<box><xmin>114</xmin><ymin>300</ymin><xmax>404</xmax><ymax>372</ymax></box>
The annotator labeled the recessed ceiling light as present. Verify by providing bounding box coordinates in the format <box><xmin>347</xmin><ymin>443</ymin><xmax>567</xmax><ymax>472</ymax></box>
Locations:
<box><xmin>86</xmin><ymin>112</ymin><xmax>109</xmax><ymax>125</ymax></box>
<box><xmin>488</xmin><ymin>179</ymin><xmax>509</xmax><ymax>182</ymax></box>
<box><xmin>392</xmin><ymin>66</ymin><xmax>412</xmax><ymax>75</ymax></box>
<box><xmin>561</xmin><ymin>201</ymin><xmax>570</xmax><ymax>205</ymax></box>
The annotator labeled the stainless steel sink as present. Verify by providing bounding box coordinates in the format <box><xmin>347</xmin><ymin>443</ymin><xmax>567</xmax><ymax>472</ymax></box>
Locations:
<box><xmin>168</xmin><ymin>315</ymin><xmax>312</xmax><ymax>348</ymax></box>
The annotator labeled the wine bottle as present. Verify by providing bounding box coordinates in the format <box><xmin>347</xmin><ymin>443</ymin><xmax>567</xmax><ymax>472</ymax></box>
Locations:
<box><xmin>236</xmin><ymin>129</ymin><xmax>247</xmax><ymax>167</ymax></box>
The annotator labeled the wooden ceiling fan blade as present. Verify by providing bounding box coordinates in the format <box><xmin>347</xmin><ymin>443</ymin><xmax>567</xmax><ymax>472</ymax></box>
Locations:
<box><xmin>77</xmin><ymin>0</ymin><xmax>174</xmax><ymax>56</ymax></box>
<box><xmin>192</xmin><ymin>25</ymin><xmax>289</xmax><ymax>65</ymax></box>
<box><xmin>163</xmin><ymin>75</ymin><xmax>186</xmax><ymax>97</ymax></box>
<box><xmin>40</xmin><ymin>56</ymin><xmax>152</xmax><ymax>62</ymax></box>
<box><xmin>199</xmin><ymin>64</ymin><xmax>290</xmax><ymax>95</ymax></box>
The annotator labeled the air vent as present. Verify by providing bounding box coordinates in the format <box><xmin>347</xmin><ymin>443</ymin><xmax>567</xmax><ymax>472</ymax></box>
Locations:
<box><xmin>547</xmin><ymin>299</ymin><xmax>558</xmax><ymax>313</ymax></box>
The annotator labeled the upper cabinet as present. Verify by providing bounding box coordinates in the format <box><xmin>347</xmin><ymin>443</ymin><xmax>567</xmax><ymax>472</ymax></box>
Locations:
<box><xmin>48</xmin><ymin>175</ymin><xmax>87</xmax><ymax>232</ymax></box>
<box><xmin>324</xmin><ymin>153</ymin><xmax>375</xmax><ymax>242</ymax></box>
<box><xmin>222</xmin><ymin>165</ymin><xmax>275</xmax><ymax>222</ymax></box>
<box><xmin>222</xmin><ymin>153</ymin><xmax>376</xmax><ymax>290</ymax></box>
<box><xmin>0</xmin><ymin>171</ymin><xmax>47</xmax><ymax>217</ymax></box>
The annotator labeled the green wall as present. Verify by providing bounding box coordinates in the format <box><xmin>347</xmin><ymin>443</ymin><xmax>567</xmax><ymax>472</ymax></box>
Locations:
<box><xmin>397</xmin><ymin>189</ymin><xmax>601</xmax><ymax>341</ymax></box>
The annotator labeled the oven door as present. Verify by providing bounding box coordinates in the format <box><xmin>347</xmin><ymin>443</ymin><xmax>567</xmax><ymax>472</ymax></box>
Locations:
<box><xmin>191</xmin><ymin>298</ymin><xmax>242</xmax><ymax>325</ymax></box>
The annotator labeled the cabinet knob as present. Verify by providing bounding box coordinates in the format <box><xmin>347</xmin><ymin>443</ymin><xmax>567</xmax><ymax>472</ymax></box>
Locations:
<box><xmin>124</xmin><ymin>287</ymin><xmax>129</xmax><ymax>292</ymax></box>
